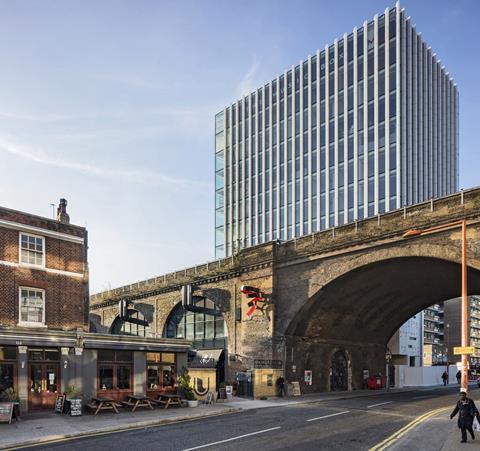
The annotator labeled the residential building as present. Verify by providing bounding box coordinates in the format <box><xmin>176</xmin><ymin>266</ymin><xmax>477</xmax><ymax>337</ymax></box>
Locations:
<box><xmin>423</xmin><ymin>303</ymin><xmax>445</xmax><ymax>365</ymax></box>
<box><xmin>214</xmin><ymin>1</ymin><xmax>458</xmax><ymax>258</ymax></box>
<box><xmin>388</xmin><ymin>314</ymin><xmax>422</xmax><ymax>367</ymax></box>
<box><xmin>444</xmin><ymin>295</ymin><xmax>480</xmax><ymax>367</ymax></box>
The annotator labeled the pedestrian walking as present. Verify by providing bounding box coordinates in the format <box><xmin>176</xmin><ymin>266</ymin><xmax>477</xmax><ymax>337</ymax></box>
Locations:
<box><xmin>442</xmin><ymin>371</ymin><xmax>448</xmax><ymax>386</ymax></box>
<box><xmin>457</xmin><ymin>370</ymin><xmax>462</xmax><ymax>385</ymax></box>
<box><xmin>276</xmin><ymin>376</ymin><xmax>286</xmax><ymax>397</ymax></box>
<box><xmin>450</xmin><ymin>391</ymin><xmax>479</xmax><ymax>443</ymax></box>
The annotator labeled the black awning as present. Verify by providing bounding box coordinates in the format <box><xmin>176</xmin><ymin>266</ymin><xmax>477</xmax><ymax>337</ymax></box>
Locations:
<box><xmin>188</xmin><ymin>349</ymin><xmax>224</xmax><ymax>368</ymax></box>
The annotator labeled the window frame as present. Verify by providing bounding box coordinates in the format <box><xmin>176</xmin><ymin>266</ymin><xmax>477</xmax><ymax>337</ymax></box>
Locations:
<box><xmin>19</xmin><ymin>232</ymin><xmax>45</xmax><ymax>268</ymax></box>
<box><xmin>18</xmin><ymin>286</ymin><xmax>46</xmax><ymax>327</ymax></box>
<box><xmin>97</xmin><ymin>351</ymin><xmax>133</xmax><ymax>393</ymax></box>
<box><xmin>146</xmin><ymin>352</ymin><xmax>177</xmax><ymax>392</ymax></box>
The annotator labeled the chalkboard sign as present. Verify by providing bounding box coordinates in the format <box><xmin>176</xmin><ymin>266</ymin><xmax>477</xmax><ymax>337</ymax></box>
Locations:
<box><xmin>203</xmin><ymin>392</ymin><xmax>214</xmax><ymax>405</ymax></box>
<box><xmin>54</xmin><ymin>395</ymin><xmax>65</xmax><ymax>414</ymax></box>
<box><xmin>68</xmin><ymin>398</ymin><xmax>82</xmax><ymax>416</ymax></box>
<box><xmin>0</xmin><ymin>402</ymin><xmax>14</xmax><ymax>424</ymax></box>
<box><xmin>291</xmin><ymin>381</ymin><xmax>301</xmax><ymax>396</ymax></box>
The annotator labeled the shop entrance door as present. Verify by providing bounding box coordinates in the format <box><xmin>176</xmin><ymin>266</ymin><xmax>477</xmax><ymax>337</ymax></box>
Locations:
<box><xmin>29</xmin><ymin>363</ymin><xmax>60</xmax><ymax>410</ymax></box>
<box><xmin>236</xmin><ymin>371</ymin><xmax>253</xmax><ymax>398</ymax></box>
<box><xmin>330</xmin><ymin>351</ymin><xmax>348</xmax><ymax>391</ymax></box>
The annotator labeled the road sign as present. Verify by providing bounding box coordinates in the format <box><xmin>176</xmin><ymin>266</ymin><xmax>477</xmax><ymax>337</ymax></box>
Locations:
<box><xmin>454</xmin><ymin>346</ymin><xmax>475</xmax><ymax>355</ymax></box>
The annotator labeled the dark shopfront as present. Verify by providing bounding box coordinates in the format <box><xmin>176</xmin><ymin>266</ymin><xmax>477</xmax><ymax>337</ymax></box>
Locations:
<box><xmin>0</xmin><ymin>346</ymin><xmax>17</xmax><ymax>398</ymax></box>
<box><xmin>0</xmin><ymin>328</ymin><xmax>189</xmax><ymax>413</ymax></box>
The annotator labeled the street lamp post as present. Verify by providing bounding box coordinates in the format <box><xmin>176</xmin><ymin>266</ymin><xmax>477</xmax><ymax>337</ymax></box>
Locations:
<box><xmin>403</xmin><ymin>220</ymin><xmax>469</xmax><ymax>393</ymax></box>
<box><xmin>385</xmin><ymin>348</ymin><xmax>392</xmax><ymax>391</ymax></box>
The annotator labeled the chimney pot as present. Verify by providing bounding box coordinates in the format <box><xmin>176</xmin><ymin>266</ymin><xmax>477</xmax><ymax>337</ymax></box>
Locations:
<box><xmin>56</xmin><ymin>198</ymin><xmax>70</xmax><ymax>224</ymax></box>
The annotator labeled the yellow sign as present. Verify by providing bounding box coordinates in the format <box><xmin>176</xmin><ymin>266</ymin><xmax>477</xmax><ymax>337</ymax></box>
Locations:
<box><xmin>423</xmin><ymin>344</ymin><xmax>432</xmax><ymax>366</ymax></box>
<box><xmin>454</xmin><ymin>346</ymin><xmax>475</xmax><ymax>355</ymax></box>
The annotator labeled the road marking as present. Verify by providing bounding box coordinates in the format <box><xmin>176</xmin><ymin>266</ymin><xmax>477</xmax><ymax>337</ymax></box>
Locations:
<box><xmin>367</xmin><ymin>401</ymin><xmax>393</xmax><ymax>408</ymax></box>
<box><xmin>369</xmin><ymin>406</ymin><xmax>449</xmax><ymax>451</ymax></box>
<box><xmin>181</xmin><ymin>426</ymin><xmax>281</xmax><ymax>450</ymax></box>
<box><xmin>306</xmin><ymin>410</ymin><xmax>350</xmax><ymax>422</ymax></box>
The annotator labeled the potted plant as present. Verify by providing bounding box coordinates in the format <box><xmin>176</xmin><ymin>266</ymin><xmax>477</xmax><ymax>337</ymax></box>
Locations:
<box><xmin>178</xmin><ymin>368</ymin><xmax>198</xmax><ymax>407</ymax></box>
<box><xmin>0</xmin><ymin>388</ymin><xmax>19</xmax><ymax>402</ymax></box>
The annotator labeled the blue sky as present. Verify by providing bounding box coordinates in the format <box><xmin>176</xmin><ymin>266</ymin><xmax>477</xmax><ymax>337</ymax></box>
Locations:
<box><xmin>0</xmin><ymin>0</ymin><xmax>478</xmax><ymax>293</ymax></box>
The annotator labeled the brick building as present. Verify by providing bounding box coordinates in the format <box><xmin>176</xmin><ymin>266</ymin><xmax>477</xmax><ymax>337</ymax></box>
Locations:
<box><xmin>0</xmin><ymin>200</ymin><xmax>189</xmax><ymax>413</ymax></box>
<box><xmin>0</xmin><ymin>199</ymin><xmax>89</xmax><ymax>330</ymax></box>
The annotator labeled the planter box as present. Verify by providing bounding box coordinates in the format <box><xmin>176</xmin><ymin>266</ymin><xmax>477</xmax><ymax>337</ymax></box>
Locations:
<box><xmin>187</xmin><ymin>400</ymin><xmax>199</xmax><ymax>407</ymax></box>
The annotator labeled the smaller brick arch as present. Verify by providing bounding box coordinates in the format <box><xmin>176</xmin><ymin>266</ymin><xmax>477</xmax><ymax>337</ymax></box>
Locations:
<box><xmin>163</xmin><ymin>300</ymin><xmax>229</xmax><ymax>343</ymax></box>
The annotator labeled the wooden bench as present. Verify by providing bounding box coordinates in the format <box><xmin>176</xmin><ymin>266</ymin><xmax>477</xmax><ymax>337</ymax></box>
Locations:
<box><xmin>119</xmin><ymin>401</ymin><xmax>135</xmax><ymax>408</ymax></box>
<box><xmin>150</xmin><ymin>399</ymin><xmax>166</xmax><ymax>406</ymax></box>
<box><xmin>152</xmin><ymin>394</ymin><xmax>183</xmax><ymax>409</ymax></box>
<box><xmin>89</xmin><ymin>397</ymin><xmax>119</xmax><ymax>415</ymax></box>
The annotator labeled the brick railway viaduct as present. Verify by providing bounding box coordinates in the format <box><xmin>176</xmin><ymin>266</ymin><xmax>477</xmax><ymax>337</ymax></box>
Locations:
<box><xmin>90</xmin><ymin>188</ymin><xmax>480</xmax><ymax>393</ymax></box>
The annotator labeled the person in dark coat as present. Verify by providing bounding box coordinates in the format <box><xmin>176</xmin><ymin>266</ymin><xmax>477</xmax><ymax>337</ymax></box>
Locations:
<box><xmin>457</xmin><ymin>370</ymin><xmax>462</xmax><ymax>384</ymax></box>
<box><xmin>276</xmin><ymin>376</ymin><xmax>286</xmax><ymax>397</ymax></box>
<box><xmin>442</xmin><ymin>371</ymin><xmax>448</xmax><ymax>386</ymax></box>
<box><xmin>450</xmin><ymin>391</ymin><xmax>479</xmax><ymax>443</ymax></box>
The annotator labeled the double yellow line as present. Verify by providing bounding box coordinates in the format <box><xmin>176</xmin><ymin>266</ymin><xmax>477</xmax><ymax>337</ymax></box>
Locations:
<box><xmin>370</xmin><ymin>406</ymin><xmax>449</xmax><ymax>451</ymax></box>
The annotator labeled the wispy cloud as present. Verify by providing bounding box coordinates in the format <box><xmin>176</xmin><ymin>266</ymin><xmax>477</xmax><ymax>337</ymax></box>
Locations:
<box><xmin>237</xmin><ymin>54</ymin><xmax>261</xmax><ymax>98</ymax></box>
<box><xmin>0</xmin><ymin>111</ymin><xmax>96</xmax><ymax>122</ymax></box>
<box><xmin>0</xmin><ymin>135</ymin><xmax>208</xmax><ymax>191</ymax></box>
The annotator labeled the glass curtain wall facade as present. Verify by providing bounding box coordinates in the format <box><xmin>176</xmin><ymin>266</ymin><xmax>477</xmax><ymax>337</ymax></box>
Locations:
<box><xmin>215</xmin><ymin>4</ymin><xmax>458</xmax><ymax>258</ymax></box>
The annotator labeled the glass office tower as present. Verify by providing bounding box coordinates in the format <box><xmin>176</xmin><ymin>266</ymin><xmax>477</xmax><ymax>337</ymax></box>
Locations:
<box><xmin>215</xmin><ymin>3</ymin><xmax>458</xmax><ymax>258</ymax></box>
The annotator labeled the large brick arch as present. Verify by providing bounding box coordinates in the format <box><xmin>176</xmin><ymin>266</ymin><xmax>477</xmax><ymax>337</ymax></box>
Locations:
<box><xmin>276</xmin><ymin>230</ymin><xmax>480</xmax><ymax>339</ymax></box>
<box><xmin>275</xmin><ymin>231</ymin><xmax>480</xmax><ymax>393</ymax></box>
<box><xmin>284</xmin><ymin>256</ymin><xmax>480</xmax><ymax>345</ymax></box>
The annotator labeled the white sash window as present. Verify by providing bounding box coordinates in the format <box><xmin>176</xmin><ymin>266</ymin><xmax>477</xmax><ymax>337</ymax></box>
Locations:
<box><xmin>19</xmin><ymin>287</ymin><xmax>45</xmax><ymax>326</ymax></box>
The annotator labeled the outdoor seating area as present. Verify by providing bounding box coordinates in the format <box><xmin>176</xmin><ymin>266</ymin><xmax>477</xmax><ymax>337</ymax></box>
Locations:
<box><xmin>84</xmin><ymin>393</ymin><xmax>201</xmax><ymax>415</ymax></box>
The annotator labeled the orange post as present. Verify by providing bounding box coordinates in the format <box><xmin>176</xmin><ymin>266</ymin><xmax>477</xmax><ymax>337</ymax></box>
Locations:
<box><xmin>461</xmin><ymin>220</ymin><xmax>469</xmax><ymax>393</ymax></box>
<box><xmin>403</xmin><ymin>219</ymin><xmax>469</xmax><ymax>393</ymax></box>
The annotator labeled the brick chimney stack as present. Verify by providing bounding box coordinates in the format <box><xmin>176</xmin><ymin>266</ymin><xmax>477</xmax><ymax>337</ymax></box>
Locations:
<box><xmin>56</xmin><ymin>198</ymin><xmax>70</xmax><ymax>224</ymax></box>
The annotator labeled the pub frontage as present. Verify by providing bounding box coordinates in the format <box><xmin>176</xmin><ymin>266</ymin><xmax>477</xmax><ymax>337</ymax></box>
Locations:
<box><xmin>0</xmin><ymin>328</ymin><xmax>189</xmax><ymax>413</ymax></box>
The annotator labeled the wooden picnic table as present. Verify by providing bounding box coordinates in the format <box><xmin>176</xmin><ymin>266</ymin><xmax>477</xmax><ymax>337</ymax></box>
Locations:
<box><xmin>120</xmin><ymin>395</ymin><xmax>154</xmax><ymax>412</ymax></box>
<box><xmin>150</xmin><ymin>393</ymin><xmax>183</xmax><ymax>409</ymax></box>
<box><xmin>88</xmin><ymin>396</ymin><xmax>119</xmax><ymax>415</ymax></box>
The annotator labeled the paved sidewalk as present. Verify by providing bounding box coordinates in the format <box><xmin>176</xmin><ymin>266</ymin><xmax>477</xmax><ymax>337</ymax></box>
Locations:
<box><xmin>0</xmin><ymin>404</ymin><xmax>239</xmax><ymax>450</ymax></box>
<box><xmin>389</xmin><ymin>409</ymin><xmax>480</xmax><ymax>450</ymax></box>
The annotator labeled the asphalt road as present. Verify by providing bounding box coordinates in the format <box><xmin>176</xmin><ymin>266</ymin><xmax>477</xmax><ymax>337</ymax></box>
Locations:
<box><xmin>24</xmin><ymin>386</ymin><xmax>476</xmax><ymax>451</ymax></box>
